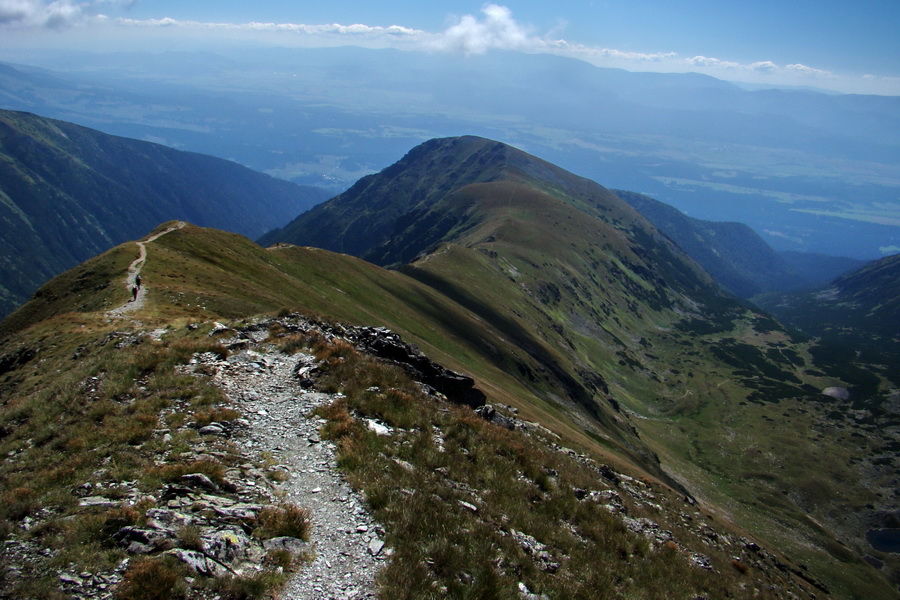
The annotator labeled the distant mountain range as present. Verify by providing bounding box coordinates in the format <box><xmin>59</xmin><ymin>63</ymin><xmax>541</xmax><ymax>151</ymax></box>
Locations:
<box><xmin>2</xmin><ymin>48</ymin><xmax>898</xmax><ymax>259</ymax></box>
<box><xmin>2</xmin><ymin>133</ymin><xmax>898</xmax><ymax>598</ymax></box>
<box><xmin>0</xmin><ymin>109</ymin><xmax>328</xmax><ymax>316</ymax></box>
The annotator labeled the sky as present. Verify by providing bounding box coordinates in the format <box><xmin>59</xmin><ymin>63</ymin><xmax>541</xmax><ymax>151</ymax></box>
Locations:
<box><xmin>0</xmin><ymin>0</ymin><xmax>898</xmax><ymax>95</ymax></box>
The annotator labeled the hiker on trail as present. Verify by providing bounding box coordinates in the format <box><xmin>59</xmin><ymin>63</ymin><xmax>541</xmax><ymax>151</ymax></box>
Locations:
<box><xmin>131</xmin><ymin>286</ymin><xmax>138</xmax><ymax>302</ymax></box>
<box><xmin>135</xmin><ymin>274</ymin><xmax>142</xmax><ymax>289</ymax></box>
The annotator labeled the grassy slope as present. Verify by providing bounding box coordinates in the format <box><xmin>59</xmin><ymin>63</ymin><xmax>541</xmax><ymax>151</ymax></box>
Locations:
<box><xmin>388</xmin><ymin>183</ymin><xmax>894</xmax><ymax>599</ymax></box>
<box><xmin>0</xmin><ymin>246</ymin><xmax>822</xmax><ymax>600</ymax></box>
<box><xmin>2</xmin><ymin>220</ymin><xmax>895</xmax><ymax>598</ymax></box>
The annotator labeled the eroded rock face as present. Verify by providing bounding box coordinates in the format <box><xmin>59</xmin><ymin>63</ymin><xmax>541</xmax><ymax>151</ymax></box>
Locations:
<box><xmin>351</xmin><ymin>326</ymin><xmax>487</xmax><ymax>408</ymax></box>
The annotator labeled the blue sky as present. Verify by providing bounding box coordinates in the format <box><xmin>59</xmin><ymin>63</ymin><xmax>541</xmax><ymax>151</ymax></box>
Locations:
<box><xmin>1</xmin><ymin>0</ymin><xmax>898</xmax><ymax>94</ymax></box>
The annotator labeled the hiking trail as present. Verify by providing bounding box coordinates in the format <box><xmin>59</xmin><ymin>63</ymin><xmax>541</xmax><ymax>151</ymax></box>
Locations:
<box><xmin>107</xmin><ymin>221</ymin><xmax>185</xmax><ymax>319</ymax></box>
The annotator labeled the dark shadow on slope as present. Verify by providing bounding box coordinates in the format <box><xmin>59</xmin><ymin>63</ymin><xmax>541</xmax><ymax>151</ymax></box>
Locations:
<box><xmin>402</xmin><ymin>265</ymin><xmax>606</xmax><ymax>423</ymax></box>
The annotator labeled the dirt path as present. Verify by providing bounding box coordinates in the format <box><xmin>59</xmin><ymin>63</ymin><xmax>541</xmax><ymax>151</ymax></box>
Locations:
<box><xmin>108</xmin><ymin>221</ymin><xmax>185</xmax><ymax>318</ymax></box>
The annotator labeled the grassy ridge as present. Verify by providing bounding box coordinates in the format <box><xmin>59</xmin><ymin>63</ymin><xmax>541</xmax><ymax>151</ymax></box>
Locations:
<box><xmin>2</xmin><ymin>218</ymin><xmax>896</xmax><ymax>597</ymax></box>
<box><xmin>0</xmin><ymin>109</ymin><xmax>328</xmax><ymax>317</ymax></box>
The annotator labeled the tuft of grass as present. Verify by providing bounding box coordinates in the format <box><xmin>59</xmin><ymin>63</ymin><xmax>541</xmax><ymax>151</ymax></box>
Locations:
<box><xmin>153</xmin><ymin>459</ymin><xmax>226</xmax><ymax>485</ymax></box>
<box><xmin>254</xmin><ymin>503</ymin><xmax>311</xmax><ymax>541</ymax></box>
<box><xmin>176</xmin><ymin>525</ymin><xmax>204</xmax><ymax>551</ymax></box>
<box><xmin>192</xmin><ymin>406</ymin><xmax>241</xmax><ymax>427</ymax></box>
<box><xmin>116</xmin><ymin>557</ymin><xmax>189</xmax><ymax>600</ymax></box>
<box><xmin>212</xmin><ymin>570</ymin><xmax>287</xmax><ymax>600</ymax></box>
<box><xmin>0</xmin><ymin>487</ymin><xmax>40</xmax><ymax>521</ymax></box>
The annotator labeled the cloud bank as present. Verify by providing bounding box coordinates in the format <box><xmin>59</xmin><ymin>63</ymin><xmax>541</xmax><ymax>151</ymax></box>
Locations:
<box><xmin>0</xmin><ymin>1</ymin><xmax>891</xmax><ymax>94</ymax></box>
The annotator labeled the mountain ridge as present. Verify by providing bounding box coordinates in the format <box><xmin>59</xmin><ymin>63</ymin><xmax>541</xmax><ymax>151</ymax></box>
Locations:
<box><xmin>0</xmin><ymin>109</ymin><xmax>329</xmax><ymax>317</ymax></box>
<box><xmin>615</xmin><ymin>189</ymin><xmax>802</xmax><ymax>297</ymax></box>
<box><xmin>260</xmin><ymin>136</ymin><xmax>898</xmax><ymax>597</ymax></box>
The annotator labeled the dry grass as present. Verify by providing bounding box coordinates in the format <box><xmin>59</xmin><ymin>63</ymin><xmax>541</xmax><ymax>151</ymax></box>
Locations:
<box><xmin>0</xmin><ymin>321</ymin><xmax>250</xmax><ymax>596</ymax></box>
<box><xmin>307</xmin><ymin>337</ymin><xmax>791</xmax><ymax>600</ymax></box>
<box><xmin>117</xmin><ymin>557</ymin><xmax>188</xmax><ymax>600</ymax></box>
<box><xmin>254</xmin><ymin>503</ymin><xmax>312</xmax><ymax>541</ymax></box>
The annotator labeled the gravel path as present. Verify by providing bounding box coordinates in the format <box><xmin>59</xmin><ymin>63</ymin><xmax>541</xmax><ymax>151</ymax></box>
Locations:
<box><xmin>108</xmin><ymin>221</ymin><xmax>185</xmax><ymax>319</ymax></box>
<box><xmin>193</xmin><ymin>340</ymin><xmax>384</xmax><ymax>600</ymax></box>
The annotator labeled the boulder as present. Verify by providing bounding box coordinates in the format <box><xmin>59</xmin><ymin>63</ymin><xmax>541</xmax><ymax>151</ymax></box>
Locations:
<box><xmin>202</xmin><ymin>528</ymin><xmax>254</xmax><ymax>562</ymax></box>
<box><xmin>145</xmin><ymin>508</ymin><xmax>193</xmax><ymax>530</ymax></box>
<box><xmin>476</xmin><ymin>404</ymin><xmax>516</xmax><ymax>430</ymax></box>
<box><xmin>166</xmin><ymin>548</ymin><xmax>229</xmax><ymax>578</ymax></box>
<box><xmin>180</xmin><ymin>473</ymin><xmax>221</xmax><ymax>492</ymax></box>
<box><xmin>113</xmin><ymin>526</ymin><xmax>175</xmax><ymax>552</ymax></box>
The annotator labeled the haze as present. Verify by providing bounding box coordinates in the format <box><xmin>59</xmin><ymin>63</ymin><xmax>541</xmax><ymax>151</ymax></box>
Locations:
<box><xmin>0</xmin><ymin>0</ymin><xmax>898</xmax><ymax>259</ymax></box>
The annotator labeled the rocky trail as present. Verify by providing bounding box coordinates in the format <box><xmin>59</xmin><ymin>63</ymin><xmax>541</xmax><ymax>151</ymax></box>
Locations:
<box><xmin>185</xmin><ymin>326</ymin><xmax>385</xmax><ymax>599</ymax></box>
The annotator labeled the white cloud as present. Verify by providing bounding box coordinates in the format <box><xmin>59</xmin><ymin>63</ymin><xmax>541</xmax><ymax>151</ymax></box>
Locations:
<box><xmin>0</xmin><ymin>0</ymin><xmax>133</xmax><ymax>28</ymax></box>
<box><xmin>546</xmin><ymin>39</ymin><xmax>677</xmax><ymax>63</ymax></box>
<box><xmin>686</xmin><ymin>56</ymin><xmax>740</xmax><ymax>69</ymax></box>
<box><xmin>748</xmin><ymin>61</ymin><xmax>778</xmax><ymax>73</ymax></box>
<box><xmin>2</xmin><ymin>3</ymin><xmax>890</xmax><ymax>94</ymax></box>
<box><xmin>785</xmin><ymin>63</ymin><xmax>834</xmax><ymax>78</ymax></box>
<box><xmin>117</xmin><ymin>17</ymin><xmax>422</xmax><ymax>37</ymax></box>
<box><xmin>431</xmin><ymin>4</ymin><xmax>532</xmax><ymax>55</ymax></box>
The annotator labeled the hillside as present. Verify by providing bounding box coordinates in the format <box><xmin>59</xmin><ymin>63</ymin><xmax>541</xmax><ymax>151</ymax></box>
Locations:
<box><xmin>756</xmin><ymin>253</ymin><xmax>900</xmax><ymax>388</ymax></box>
<box><xmin>0</xmin><ymin>109</ymin><xmax>329</xmax><ymax>317</ymax></box>
<box><xmin>778</xmin><ymin>251</ymin><xmax>867</xmax><ymax>289</ymax></box>
<box><xmin>264</xmin><ymin>136</ymin><xmax>897</xmax><ymax>597</ymax></box>
<box><xmin>614</xmin><ymin>190</ymin><xmax>801</xmax><ymax>297</ymax></box>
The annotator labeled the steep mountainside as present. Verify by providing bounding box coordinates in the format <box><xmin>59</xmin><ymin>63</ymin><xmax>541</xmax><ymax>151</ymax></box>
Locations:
<box><xmin>756</xmin><ymin>253</ymin><xmax>900</xmax><ymax>388</ymax></box>
<box><xmin>778</xmin><ymin>251</ymin><xmax>867</xmax><ymax>289</ymax></box>
<box><xmin>614</xmin><ymin>190</ymin><xmax>801</xmax><ymax>297</ymax></box>
<box><xmin>263</xmin><ymin>137</ymin><xmax>897</xmax><ymax>598</ymax></box>
<box><xmin>0</xmin><ymin>109</ymin><xmax>328</xmax><ymax>317</ymax></box>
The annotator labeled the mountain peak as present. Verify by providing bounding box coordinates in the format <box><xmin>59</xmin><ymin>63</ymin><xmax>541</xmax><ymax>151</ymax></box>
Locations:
<box><xmin>260</xmin><ymin>135</ymin><xmax>639</xmax><ymax>266</ymax></box>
